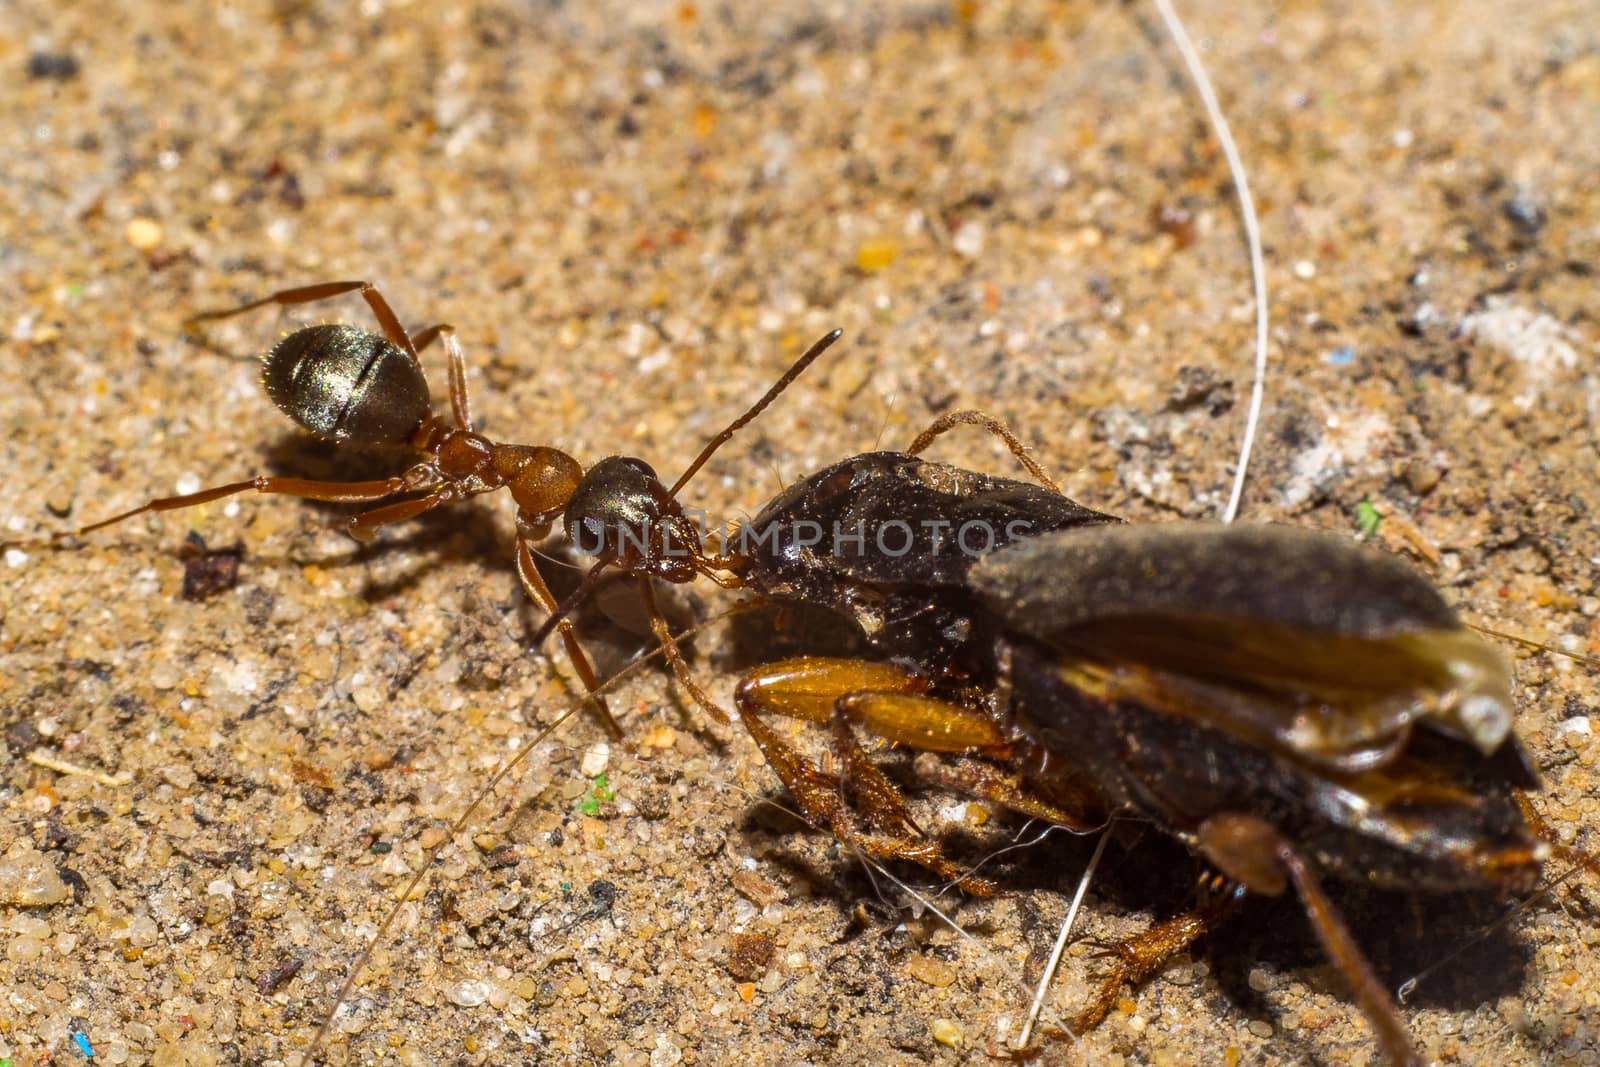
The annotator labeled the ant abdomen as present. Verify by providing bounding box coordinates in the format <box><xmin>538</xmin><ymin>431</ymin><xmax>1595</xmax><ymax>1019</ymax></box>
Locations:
<box><xmin>262</xmin><ymin>324</ymin><xmax>431</xmax><ymax>446</ymax></box>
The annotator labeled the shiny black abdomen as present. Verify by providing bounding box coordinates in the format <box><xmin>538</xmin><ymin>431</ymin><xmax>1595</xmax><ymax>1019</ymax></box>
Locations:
<box><xmin>262</xmin><ymin>325</ymin><xmax>430</xmax><ymax>445</ymax></box>
<box><xmin>734</xmin><ymin>451</ymin><xmax>1116</xmax><ymax>660</ymax></box>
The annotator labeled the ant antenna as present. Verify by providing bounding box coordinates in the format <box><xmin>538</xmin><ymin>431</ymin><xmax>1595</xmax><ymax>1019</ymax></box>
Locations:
<box><xmin>525</xmin><ymin>329</ymin><xmax>844</xmax><ymax>651</ymax></box>
<box><xmin>667</xmin><ymin>329</ymin><xmax>844</xmax><ymax>498</ymax></box>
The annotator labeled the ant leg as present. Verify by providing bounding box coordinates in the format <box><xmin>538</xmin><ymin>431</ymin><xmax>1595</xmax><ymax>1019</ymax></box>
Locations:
<box><xmin>407</xmin><ymin>324</ymin><xmax>472</xmax><ymax>431</ymax></box>
<box><xmin>48</xmin><ymin>474</ymin><xmax>410</xmax><ymax>544</ymax></box>
<box><xmin>905</xmin><ymin>410</ymin><xmax>1061</xmax><ymax>493</ymax></box>
<box><xmin>514</xmin><ymin>534</ymin><xmax>623</xmax><ymax>738</ymax></box>
<box><xmin>187</xmin><ymin>280</ymin><xmax>420</xmax><ymax>361</ymax></box>
<box><xmin>408</xmin><ymin>324</ymin><xmax>450</xmax><ymax>354</ymax></box>
<box><xmin>1198</xmin><ymin>813</ymin><xmax>1420</xmax><ymax>1066</ymax></box>
<box><xmin>639</xmin><ymin>578</ymin><xmax>729</xmax><ymax>723</ymax></box>
<box><xmin>345</xmin><ymin>491</ymin><xmax>452</xmax><ymax>543</ymax></box>
<box><xmin>734</xmin><ymin>656</ymin><xmax>1001</xmax><ymax>892</ymax></box>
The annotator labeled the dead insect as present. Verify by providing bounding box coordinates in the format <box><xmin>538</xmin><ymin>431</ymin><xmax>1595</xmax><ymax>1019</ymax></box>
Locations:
<box><xmin>536</xmin><ymin>423</ymin><xmax>1594</xmax><ymax>1065</ymax></box>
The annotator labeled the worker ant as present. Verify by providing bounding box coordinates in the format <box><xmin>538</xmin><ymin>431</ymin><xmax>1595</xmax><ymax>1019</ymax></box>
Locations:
<box><xmin>19</xmin><ymin>278</ymin><xmax>840</xmax><ymax>741</ymax></box>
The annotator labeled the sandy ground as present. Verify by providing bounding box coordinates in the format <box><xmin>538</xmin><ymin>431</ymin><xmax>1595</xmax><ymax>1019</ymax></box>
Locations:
<box><xmin>3</xmin><ymin>1</ymin><xmax>1599</xmax><ymax>1065</ymax></box>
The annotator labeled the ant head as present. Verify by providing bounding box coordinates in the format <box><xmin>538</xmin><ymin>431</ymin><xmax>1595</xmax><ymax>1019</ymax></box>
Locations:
<box><xmin>564</xmin><ymin>456</ymin><xmax>704</xmax><ymax>583</ymax></box>
<box><xmin>263</xmin><ymin>325</ymin><xmax>431</xmax><ymax>445</ymax></box>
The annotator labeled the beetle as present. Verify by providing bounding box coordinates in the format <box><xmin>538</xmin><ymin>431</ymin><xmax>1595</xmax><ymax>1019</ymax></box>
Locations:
<box><xmin>540</xmin><ymin>434</ymin><xmax>1590</xmax><ymax>1065</ymax></box>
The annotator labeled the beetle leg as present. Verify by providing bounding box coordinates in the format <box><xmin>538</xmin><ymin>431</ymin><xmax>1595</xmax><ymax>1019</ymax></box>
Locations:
<box><xmin>734</xmin><ymin>657</ymin><xmax>1001</xmax><ymax>893</ymax></box>
<box><xmin>1073</xmin><ymin>889</ymin><xmax>1242</xmax><ymax>1033</ymax></box>
<box><xmin>904</xmin><ymin>409</ymin><xmax>1061</xmax><ymax>493</ymax></box>
<box><xmin>915</xmin><ymin>755</ymin><xmax>1105</xmax><ymax>832</ymax></box>
<box><xmin>1198</xmin><ymin>813</ymin><xmax>1422</xmax><ymax>1067</ymax></box>
<box><xmin>1517</xmin><ymin>793</ymin><xmax>1600</xmax><ymax>878</ymax></box>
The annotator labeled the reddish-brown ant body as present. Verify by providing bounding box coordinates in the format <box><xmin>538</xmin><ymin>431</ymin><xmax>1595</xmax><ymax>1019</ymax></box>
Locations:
<box><xmin>23</xmin><ymin>280</ymin><xmax>837</xmax><ymax>740</ymax></box>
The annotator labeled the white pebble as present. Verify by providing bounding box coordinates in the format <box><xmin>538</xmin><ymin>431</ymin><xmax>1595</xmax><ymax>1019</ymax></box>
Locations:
<box><xmin>580</xmin><ymin>742</ymin><xmax>610</xmax><ymax>778</ymax></box>
<box><xmin>0</xmin><ymin>845</ymin><xmax>70</xmax><ymax>906</ymax></box>
<box><xmin>650</xmin><ymin>1036</ymin><xmax>683</xmax><ymax>1067</ymax></box>
<box><xmin>952</xmin><ymin>221</ymin><xmax>985</xmax><ymax>258</ymax></box>
<box><xmin>447</xmin><ymin>979</ymin><xmax>491</xmax><ymax>1007</ymax></box>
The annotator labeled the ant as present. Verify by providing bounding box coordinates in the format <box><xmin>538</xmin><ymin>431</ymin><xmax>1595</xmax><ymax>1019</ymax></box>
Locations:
<box><xmin>20</xmin><ymin>278</ymin><xmax>840</xmax><ymax>741</ymax></box>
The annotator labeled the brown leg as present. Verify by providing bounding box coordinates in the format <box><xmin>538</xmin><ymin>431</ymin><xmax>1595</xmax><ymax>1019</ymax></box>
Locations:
<box><xmin>916</xmin><ymin>755</ymin><xmax>1105</xmax><ymax>832</ymax></box>
<box><xmin>514</xmin><ymin>535</ymin><xmax>622</xmax><ymax>738</ymax></box>
<box><xmin>1198</xmin><ymin>813</ymin><xmax>1421</xmax><ymax>1067</ymax></box>
<box><xmin>408</xmin><ymin>324</ymin><xmax>472</xmax><ymax>431</ymax></box>
<box><xmin>186</xmin><ymin>280</ymin><xmax>420</xmax><ymax>361</ymax></box>
<box><xmin>639</xmin><ymin>577</ymin><xmax>729</xmax><ymax>723</ymax></box>
<box><xmin>408</xmin><ymin>323</ymin><xmax>450</xmax><ymax>354</ymax></box>
<box><xmin>1073</xmin><ymin>882</ymin><xmax>1244</xmax><ymax>1032</ymax></box>
<box><xmin>345</xmin><ymin>491</ymin><xmax>451</xmax><ymax>543</ymax></box>
<box><xmin>905</xmin><ymin>409</ymin><xmax>1061</xmax><ymax>493</ymax></box>
<box><xmin>1518</xmin><ymin>793</ymin><xmax>1600</xmax><ymax>877</ymax></box>
<box><xmin>734</xmin><ymin>656</ymin><xmax>1007</xmax><ymax>892</ymax></box>
<box><xmin>59</xmin><ymin>474</ymin><xmax>409</xmax><ymax>543</ymax></box>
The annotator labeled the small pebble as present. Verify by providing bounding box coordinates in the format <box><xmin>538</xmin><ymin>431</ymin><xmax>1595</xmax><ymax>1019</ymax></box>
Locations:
<box><xmin>952</xmin><ymin>222</ymin><xmax>985</xmax><ymax>259</ymax></box>
<box><xmin>856</xmin><ymin>238</ymin><xmax>898</xmax><ymax>272</ymax></box>
<box><xmin>907</xmin><ymin>955</ymin><xmax>957</xmax><ymax>988</ymax></box>
<box><xmin>1247</xmin><ymin>1020</ymin><xmax>1274</xmax><ymax>1039</ymax></box>
<box><xmin>639</xmin><ymin>724</ymin><xmax>677</xmax><ymax>750</ymax></box>
<box><xmin>351</xmin><ymin>685</ymin><xmax>384</xmax><ymax>713</ymax></box>
<box><xmin>446</xmin><ymin>978</ymin><xmax>490</xmax><ymax>1007</ymax></box>
<box><xmin>126</xmin><ymin>217</ymin><xmax>164</xmax><ymax>251</ymax></box>
<box><xmin>1556</xmin><ymin>716</ymin><xmax>1592</xmax><ymax>737</ymax></box>
<box><xmin>28</xmin><ymin>52</ymin><xmax>81</xmax><ymax>80</ymax></box>
<box><xmin>580</xmin><ymin>742</ymin><xmax>610</xmax><ymax>778</ymax></box>
<box><xmin>650</xmin><ymin>1036</ymin><xmax>683</xmax><ymax>1067</ymax></box>
<box><xmin>931</xmin><ymin>1018</ymin><xmax>963</xmax><ymax>1048</ymax></box>
<box><xmin>730</xmin><ymin>868</ymin><xmax>785</xmax><ymax>908</ymax></box>
<box><xmin>1503</xmin><ymin>194</ymin><xmax>1545</xmax><ymax>233</ymax></box>
<box><xmin>0</xmin><ymin>845</ymin><xmax>70</xmax><ymax>906</ymax></box>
